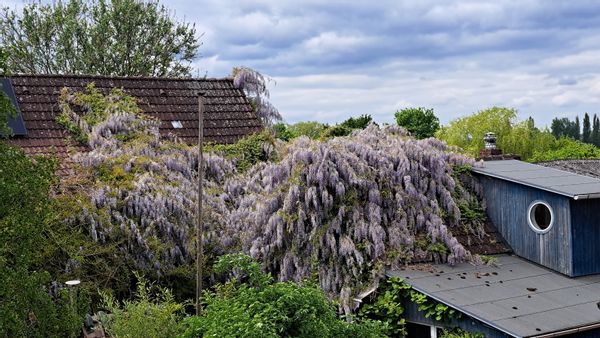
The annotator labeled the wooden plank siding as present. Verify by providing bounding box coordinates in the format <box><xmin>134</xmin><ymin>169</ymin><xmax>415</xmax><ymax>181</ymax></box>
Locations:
<box><xmin>476</xmin><ymin>174</ymin><xmax>573</xmax><ymax>276</ymax></box>
<box><xmin>570</xmin><ymin>199</ymin><xmax>600</xmax><ymax>276</ymax></box>
<box><xmin>401</xmin><ymin>300</ymin><xmax>512</xmax><ymax>338</ymax></box>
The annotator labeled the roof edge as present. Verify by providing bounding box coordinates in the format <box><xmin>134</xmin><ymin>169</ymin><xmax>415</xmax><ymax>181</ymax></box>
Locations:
<box><xmin>471</xmin><ymin>168</ymin><xmax>578</xmax><ymax>199</ymax></box>
<box><xmin>9</xmin><ymin>73</ymin><xmax>234</xmax><ymax>82</ymax></box>
<box><xmin>392</xmin><ymin>275</ymin><xmax>521</xmax><ymax>337</ymax></box>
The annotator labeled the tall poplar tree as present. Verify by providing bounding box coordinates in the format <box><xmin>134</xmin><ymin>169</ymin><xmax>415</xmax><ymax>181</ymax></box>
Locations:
<box><xmin>0</xmin><ymin>0</ymin><xmax>199</xmax><ymax>77</ymax></box>
<box><xmin>593</xmin><ymin>114</ymin><xmax>600</xmax><ymax>146</ymax></box>
<box><xmin>583</xmin><ymin>113</ymin><xmax>591</xmax><ymax>143</ymax></box>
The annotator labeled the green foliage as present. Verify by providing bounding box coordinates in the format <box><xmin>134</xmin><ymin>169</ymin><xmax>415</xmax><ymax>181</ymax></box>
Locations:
<box><xmin>440</xmin><ymin>328</ymin><xmax>485</xmax><ymax>338</ymax></box>
<box><xmin>287</xmin><ymin>121</ymin><xmax>329</xmax><ymax>139</ymax></box>
<box><xmin>340</xmin><ymin>114</ymin><xmax>373</xmax><ymax>129</ymax></box>
<box><xmin>395</xmin><ymin>107</ymin><xmax>440</xmax><ymax>139</ymax></box>
<box><xmin>0</xmin><ymin>0</ymin><xmax>199</xmax><ymax>76</ymax></box>
<box><xmin>551</xmin><ymin>117</ymin><xmax>580</xmax><ymax>140</ymax></box>
<box><xmin>207</xmin><ymin>131</ymin><xmax>275</xmax><ymax>172</ymax></box>
<box><xmin>359</xmin><ymin>277</ymin><xmax>462</xmax><ymax>337</ymax></box>
<box><xmin>212</xmin><ymin>253</ymin><xmax>274</xmax><ymax>289</ymax></box>
<box><xmin>0</xmin><ymin>143</ymin><xmax>88</xmax><ymax>337</ymax></box>
<box><xmin>179</xmin><ymin>254</ymin><xmax>384</xmax><ymax>338</ymax></box>
<box><xmin>529</xmin><ymin>137</ymin><xmax>600</xmax><ymax>162</ymax></box>
<box><xmin>593</xmin><ymin>114</ymin><xmax>600</xmax><ymax>146</ymax></box>
<box><xmin>437</xmin><ymin>108</ymin><xmax>558</xmax><ymax>161</ymax></box>
<box><xmin>100</xmin><ymin>273</ymin><xmax>185</xmax><ymax>338</ymax></box>
<box><xmin>275</xmin><ymin>115</ymin><xmax>373</xmax><ymax>141</ymax></box>
<box><xmin>273</xmin><ymin>122</ymin><xmax>295</xmax><ymax>141</ymax></box>
<box><xmin>583</xmin><ymin>113</ymin><xmax>592</xmax><ymax>143</ymax></box>
<box><xmin>357</xmin><ymin>277</ymin><xmax>410</xmax><ymax>336</ymax></box>
<box><xmin>410</xmin><ymin>291</ymin><xmax>460</xmax><ymax>322</ymax></box>
<box><xmin>478</xmin><ymin>255</ymin><xmax>499</xmax><ymax>266</ymax></box>
<box><xmin>436</xmin><ymin>107</ymin><xmax>516</xmax><ymax>156</ymax></box>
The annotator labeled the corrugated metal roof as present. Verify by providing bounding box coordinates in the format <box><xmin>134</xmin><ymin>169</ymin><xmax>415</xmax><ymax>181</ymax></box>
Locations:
<box><xmin>471</xmin><ymin>160</ymin><xmax>600</xmax><ymax>199</ymax></box>
<box><xmin>388</xmin><ymin>255</ymin><xmax>600</xmax><ymax>337</ymax></box>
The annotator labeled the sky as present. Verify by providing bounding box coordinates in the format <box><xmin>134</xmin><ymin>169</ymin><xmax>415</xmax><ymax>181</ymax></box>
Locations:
<box><xmin>6</xmin><ymin>1</ymin><xmax>600</xmax><ymax>127</ymax></box>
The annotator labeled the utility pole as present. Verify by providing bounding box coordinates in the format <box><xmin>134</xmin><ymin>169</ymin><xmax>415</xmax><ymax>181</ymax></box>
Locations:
<box><xmin>196</xmin><ymin>92</ymin><xmax>205</xmax><ymax>315</ymax></box>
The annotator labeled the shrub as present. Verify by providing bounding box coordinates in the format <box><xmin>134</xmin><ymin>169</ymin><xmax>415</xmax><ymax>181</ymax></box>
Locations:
<box><xmin>530</xmin><ymin>137</ymin><xmax>600</xmax><ymax>162</ymax></box>
<box><xmin>0</xmin><ymin>143</ymin><xmax>88</xmax><ymax>337</ymax></box>
<box><xmin>100</xmin><ymin>273</ymin><xmax>185</xmax><ymax>338</ymax></box>
<box><xmin>178</xmin><ymin>254</ymin><xmax>385</xmax><ymax>338</ymax></box>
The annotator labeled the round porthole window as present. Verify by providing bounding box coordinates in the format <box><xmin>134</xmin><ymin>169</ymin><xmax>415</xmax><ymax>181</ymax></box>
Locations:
<box><xmin>527</xmin><ymin>201</ymin><xmax>554</xmax><ymax>233</ymax></box>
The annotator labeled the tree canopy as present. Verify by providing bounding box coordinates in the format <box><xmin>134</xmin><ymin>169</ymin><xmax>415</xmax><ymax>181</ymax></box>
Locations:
<box><xmin>395</xmin><ymin>107</ymin><xmax>440</xmax><ymax>139</ymax></box>
<box><xmin>0</xmin><ymin>0</ymin><xmax>199</xmax><ymax>76</ymax></box>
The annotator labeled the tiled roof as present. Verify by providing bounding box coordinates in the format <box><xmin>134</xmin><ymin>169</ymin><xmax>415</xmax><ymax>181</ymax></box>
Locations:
<box><xmin>389</xmin><ymin>255</ymin><xmax>600</xmax><ymax>337</ymax></box>
<box><xmin>3</xmin><ymin>74</ymin><xmax>263</xmax><ymax>163</ymax></box>
<box><xmin>539</xmin><ymin>159</ymin><xmax>600</xmax><ymax>179</ymax></box>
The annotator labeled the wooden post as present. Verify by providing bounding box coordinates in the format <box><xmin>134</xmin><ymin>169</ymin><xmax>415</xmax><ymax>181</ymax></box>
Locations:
<box><xmin>196</xmin><ymin>92</ymin><xmax>205</xmax><ymax>315</ymax></box>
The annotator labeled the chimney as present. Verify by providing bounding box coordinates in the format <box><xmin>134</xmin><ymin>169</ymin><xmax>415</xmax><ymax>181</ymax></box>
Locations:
<box><xmin>478</xmin><ymin>132</ymin><xmax>521</xmax><ymax>161</ymax></box>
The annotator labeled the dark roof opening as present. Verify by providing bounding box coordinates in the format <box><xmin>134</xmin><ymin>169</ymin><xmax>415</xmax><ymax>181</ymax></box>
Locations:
<box><xmin>0</xmin><ymin>78</ymin><xmax>27</xmax><ymax>136</ymax></box>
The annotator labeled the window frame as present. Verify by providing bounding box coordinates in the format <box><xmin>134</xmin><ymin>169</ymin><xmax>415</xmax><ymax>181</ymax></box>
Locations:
<box><xmin>527</xmin><ymin>200</ymin><xmax>554</xmax><ymax>234</ymax></box>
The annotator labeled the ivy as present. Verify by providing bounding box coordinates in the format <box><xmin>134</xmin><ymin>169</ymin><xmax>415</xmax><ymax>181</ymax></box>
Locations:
<box><xmin>359</xmin><ymin>277</ymin><xmax>463</xmax><ymax>337</ymax></box>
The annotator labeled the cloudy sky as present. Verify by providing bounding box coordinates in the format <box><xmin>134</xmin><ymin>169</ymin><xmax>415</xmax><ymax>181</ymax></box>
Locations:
<box><xmin>7</xmin><ymin>1</ymin><xmax>600</xmax><ymax>127</ymax></box>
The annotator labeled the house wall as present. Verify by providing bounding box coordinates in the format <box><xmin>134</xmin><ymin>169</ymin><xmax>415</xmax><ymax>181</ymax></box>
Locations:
<box><xmin>476</xmin><ymin>175</ymin><xmax>573</xmax><ymax>276</ymax></box>
<box><xmin>570</xmin><ymin>199</ymin><xmax>600</xmax><ymax>276</ymax></box>
<box><xmin>403</xmin><ymin>299</ymin><xmax>600</xmax><ymax>337</ymax></box>
<box><xmin>402</xmin><ymin>300</ymin><xmax>512</xmax><ymax>338</ymax></box>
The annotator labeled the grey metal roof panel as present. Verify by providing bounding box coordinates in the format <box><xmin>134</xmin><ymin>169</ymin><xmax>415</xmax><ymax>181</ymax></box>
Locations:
<box><xmin>388</xmin><ymin>255</ymin><xmax>600</xmax><ymax>337</ymax></box>
<box><xmin>471</xmin><ymin>160</ymin><xmax>600</xmax><ymax>199</ymax></box>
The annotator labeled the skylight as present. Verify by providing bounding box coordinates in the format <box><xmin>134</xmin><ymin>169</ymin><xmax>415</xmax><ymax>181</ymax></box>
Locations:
<box><xmin>0</xmin><ymin>78</ymin><xmax>27</xmax><ymax>136</ymax></box>
<box><xmin>171</xmin><ymin>120</ymin><xmax>183</xmax><ymax>129</ymax></box>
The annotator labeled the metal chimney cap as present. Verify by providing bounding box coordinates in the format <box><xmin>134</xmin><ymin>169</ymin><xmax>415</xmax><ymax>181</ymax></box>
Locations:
<box><xmin>484</xmin><ymin>132</ymin><xmax>497</xmax><ymax>149</ymax></box>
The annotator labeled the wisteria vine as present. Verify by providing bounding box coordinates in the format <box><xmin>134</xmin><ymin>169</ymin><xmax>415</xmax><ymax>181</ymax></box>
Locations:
<box><xmin>59</xmin><ymin>87</ymin><xmax>484</xmax><ymax>313</ymax></box>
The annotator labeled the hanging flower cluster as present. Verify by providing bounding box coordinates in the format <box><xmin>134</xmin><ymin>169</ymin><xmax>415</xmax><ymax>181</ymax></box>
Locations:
<box><xmin>59</xmin><ymin>87</ymin><xmax>484</xmax><ymax>312</ymax></box>
<box><xmin>232</xmin><ymin>67</ymin><xmax>282</xmax><ymax>127</ymax></box>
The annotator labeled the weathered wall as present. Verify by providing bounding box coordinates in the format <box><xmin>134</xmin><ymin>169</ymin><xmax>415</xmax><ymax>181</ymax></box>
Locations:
<box><xmin>476</xmin><ymin>174</ymin><xmax>573</xmax><ymax>276</ymax></box>
<box><xmin>402</xmin><ymin>300</ymin><xmax>512</xmax><ymax>338</ymax></box>
<box><xmin>570</xmin><ymin>199</ymin><xmax>600</xmax><ymax>276</ymax></box>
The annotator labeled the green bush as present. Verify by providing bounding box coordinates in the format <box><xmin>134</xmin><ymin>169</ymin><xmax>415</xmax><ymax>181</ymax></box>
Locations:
<box><xmin>0</xmin><ymin>143</ymin><xmax>88</xmax><ymax>337</ymax></box>
<box><xmin>100</xmin><ymin>273</ymin><xmax>185</xmax><ymax>338</ymax></box>
<box><xmin>207</xmin><ymin>131</ymin><xmax>275</xmax><ymax>171</ymax></box>
<box><xmin>287</xmin><ymin>121</ymin><xmax>329</xmax><ymax>139</ymax></box>
<box><xmin>178</xmin><ymin>254</ymin><xmax>384</xmax><ymax>338</ymax></box>
<box><xmin>530</xmin><ymin>137</ymin><xmax>600</xmax><ymax>162</ymax></box>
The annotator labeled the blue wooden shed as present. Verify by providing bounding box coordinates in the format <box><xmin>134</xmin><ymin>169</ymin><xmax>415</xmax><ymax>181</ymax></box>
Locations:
<box><xmin>472</xmin><ymin>159</ymin><xmax>600</xmax><ymax>277</ymax></box>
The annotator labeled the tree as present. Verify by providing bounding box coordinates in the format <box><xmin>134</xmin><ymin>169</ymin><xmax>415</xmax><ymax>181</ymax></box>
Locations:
<box><xmin>592</xmin><ymin>114</ymin><xmax>600</xmax><ymax>146</ymax></box>
<box><xmin>436</xmin><ymin>107</ymin><xmax>516</xmax><ymax>156</ymax></box>
<box><xmin>551</xmin><ymin>117</ymin><xmax>579</xmax><ymax>139</ymax></box>
<box><xmin>0</xmin><ymin>144</ymin><xmax>87</xmax><ymax>337</ymax></box>
<box><xmin>583</xmin><ymin>113</ymin><xmax>591</xmax><ymax>143</ymax></box>
<box><xmin>395</xmin><ymin>107</ymin><xmax>440</xmax><ymax>139</ymax></box>
<box><xmin>325</xmin><ymin>114</ymin><xmax>374</xmax><ymax>137</ymax></box>
<box><xmin>575</xmin><ymin>116</ymin><xmax>581</xmax><ymax>140</ymax></box>
<box><xmin>340</xmin><ymin>114</ymin><xmax>373</xmax><ymax>129</ymax></box>
<box><xmin>287</xmin><ymin>121</ymin><xmax>329</xmax><ymax>139</ymax></box>
<box><xmin>0</xmin><ymin>0</ymin><xmax>199</xmax><ymax>76</ymax></box>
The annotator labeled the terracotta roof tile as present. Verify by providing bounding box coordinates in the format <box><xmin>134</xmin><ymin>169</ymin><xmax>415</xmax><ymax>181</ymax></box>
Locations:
<box><xmin>5</xmin><ymin>74</ymin><xmax>263</xmax><ymax>167</ymax></box>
